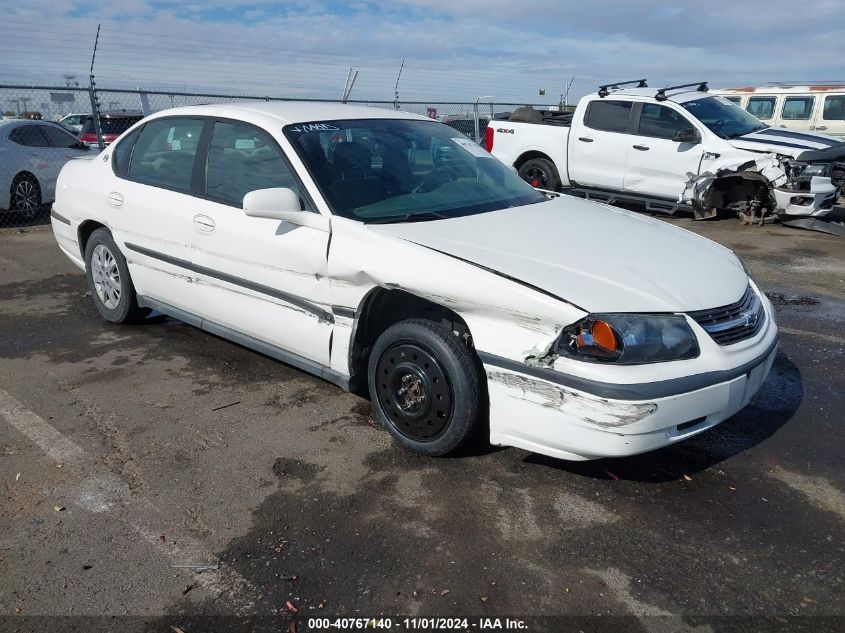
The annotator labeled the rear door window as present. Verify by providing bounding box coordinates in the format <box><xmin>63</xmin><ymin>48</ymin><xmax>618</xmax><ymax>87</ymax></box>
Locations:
<box><xmin>781</xmin><ymin>97</ymin><xmax>815</xmax><ymax>120</ymax></box>
<box><xmin>746</xmin><ymin>97</ymin><xmax>776</xmax><ymax>120</ymax></box>
<box><xmin>128</xmin><ymin>118</ymin><xmax>204</xmax><ymax>191</ymax></box>
<box><xmin>822</xmin><ymin>95</ymin><xmax>845</xmax><ymax>121</ymax></box>
<box><xmin>583</xmin><ymin>100</ymin><xmax>633</xmax><ymax>133</ymax></box>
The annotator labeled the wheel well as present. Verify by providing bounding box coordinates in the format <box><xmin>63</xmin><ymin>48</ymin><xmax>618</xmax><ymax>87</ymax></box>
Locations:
<box><xmin>77</xmin><ymin>220</ymin><xmax>107</xmax><ymax>259</ymax></box>
<box><xmin>11</xmin><ymin>171</ymin><xmax>39</xmax><ymax>189</ymax></box>
<box><xmin>514</xmin><ymin>150</ymin><xmax>555</xmax><ymax>170</ymax></box>
<box><xmin>348</xmin><ymin>288</ymin><xmax>475</xmax><ymax>395</ymax></box>
<box><xmin>703</xmin><ymin>175</ymin><xmax>770</xmax><ymax>212</ymax></box>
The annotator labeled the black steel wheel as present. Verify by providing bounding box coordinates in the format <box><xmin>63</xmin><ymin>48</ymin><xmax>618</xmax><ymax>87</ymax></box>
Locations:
<box><xmin>368</xmin><ymin>319</ymin><xmax>483</xmax><ymax>456</ymax></box>
<box><xmin>375</xmin><ymin>342</ymin><xmax>454</xmax><ymax>441</ymax></box>
<box><xmin>517</xmin><ymin>157</ymin><xmax>560</xmax><ymax>191</ymax></box>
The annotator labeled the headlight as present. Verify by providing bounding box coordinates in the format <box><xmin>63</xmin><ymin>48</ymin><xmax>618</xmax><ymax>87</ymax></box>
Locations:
<box><xmin>790</xmin><ymin>162</ymin><xmax>829</xmax><ymax>179</ymax></box>
<box><xmin>556</xmin><ymin>314</ymin><xmax>700</xmax><ymax>365</ymax></box>
<box><xmin>803</xmin><ymin>163</ymin><xmax>830</xmax><ymax>177</ymax></box>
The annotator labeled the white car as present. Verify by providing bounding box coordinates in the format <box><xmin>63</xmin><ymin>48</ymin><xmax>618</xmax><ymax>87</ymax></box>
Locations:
<box><xmin>0</xmin><ymin>119</ymin><xmax>91</xmax><ymax>219</ymax></box>
<box><xmin>50</xmin><ymin>103</ymin><xmax>778</xmax><ymax>461</ymax></box>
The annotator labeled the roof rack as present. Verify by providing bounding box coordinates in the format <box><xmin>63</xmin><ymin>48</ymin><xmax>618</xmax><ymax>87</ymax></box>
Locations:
<box><xmin>655</xmin><ymin>82</ymin><xmax>708</xmax><ymax>101</ymax></box>
<box><xmin>597</xmin><ymin>79</ymin><xmax>647</xmax><ymax>98</ymax></box>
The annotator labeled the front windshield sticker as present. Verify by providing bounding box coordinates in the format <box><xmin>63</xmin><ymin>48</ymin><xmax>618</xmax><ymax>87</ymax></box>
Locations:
<box><xmin>451</xmin><ymin>137</ymin><xmax>490</xmax><ymax>158</ymax></box>
<box><xmin>288</xmin><ymin>123</ymin><xmax>340</xmax><ymax>133</ymax></box>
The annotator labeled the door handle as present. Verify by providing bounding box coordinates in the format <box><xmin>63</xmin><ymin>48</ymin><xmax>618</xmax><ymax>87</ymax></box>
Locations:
<box><xmin>193</xmin><ymin>214</ymin><xmax>216</xmax><ymax>233</ymax></box>
<box><xmin>816</xmin><ymin>125</ymin><xmax>827</xmax><ymax>130</ymax></box>
<box><xmin>108</xmin><ymin>191</ymin><xmax>124</xmax><ymax>207</ymax></box>
<box><xmin>577</xmin><ymin>137</ymin><xmax>594</xmax><ymax>143</ymax></box>
<box><xmin>632</xmin><ymin>145</ymin><xmax>649</xmax><ymax>151</ymax></box>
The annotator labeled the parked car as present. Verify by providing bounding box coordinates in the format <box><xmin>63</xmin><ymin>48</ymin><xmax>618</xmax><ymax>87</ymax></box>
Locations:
<box><xmin>712</xmin><ymin>85</ymin><xmax>845</xmax><ymax>139</ymax></box>
<box><xmin>51</xmin><ymin>103</ymin><xmax>778</xmax><ymax>461</ymax></box>
<box><xmin>439</xmin><ymin>114</ymin><xmax>490</xmax><ymax>142</ymax></box>
<box><xmin>58</xmin><ymin>112</ymin><xmax>90</xmax><ymax>133</ymax></box>
<box><xmin>79</xmin><ymin>110</ymin><xmax>144</xmax><ymax>146</ymax></box>
<box><xmin>0</xmin><ymin>119</ymin><xmax>90</xmax><ymax>219</ymax></box>
<box><xmin>488</xmin><ymin>80</ymin><xmax>844</xmax><ymax>220</ymax></box>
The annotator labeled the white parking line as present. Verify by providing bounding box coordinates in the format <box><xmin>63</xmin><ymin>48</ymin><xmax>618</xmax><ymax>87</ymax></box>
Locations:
<box><xmin>0</xmin><ymin>388</ymin><xmax>86</xmax><ymax>462</ymax></box>
<box><xmin>0</xmin><ymin>386</ymin><xmax>256</xmax><ymax>613</ymax></box>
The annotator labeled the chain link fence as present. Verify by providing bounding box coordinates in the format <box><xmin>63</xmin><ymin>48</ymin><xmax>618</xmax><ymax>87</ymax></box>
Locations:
<box><xmin>0</xmin><ymin>83</ymin><xmax>550</xmax><ymax>229</ymax></box>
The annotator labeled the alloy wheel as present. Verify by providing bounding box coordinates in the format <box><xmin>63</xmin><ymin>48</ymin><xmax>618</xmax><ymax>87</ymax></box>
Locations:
<box><xmin>91</xmin><ymin>244</ymin><xmax>121</xmax><ymax>309</ymax></box>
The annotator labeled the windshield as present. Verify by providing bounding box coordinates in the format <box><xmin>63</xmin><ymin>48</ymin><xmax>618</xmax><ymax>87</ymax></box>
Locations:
<box><xmin>284</xmin><ymin>118</ymin><xmax>545</xmax><ymax>222</ymax></box>
<box><xmin>681</xmin><ymin>96</ymin><xmax>768</xmax><ymax>139</ymax></box>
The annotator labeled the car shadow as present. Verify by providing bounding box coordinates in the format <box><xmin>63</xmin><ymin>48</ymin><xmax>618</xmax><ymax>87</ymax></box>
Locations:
<box><xmin>521</xmin><ymin>350</ymin><xmax>803</xmax><ymax>483</ymax></box>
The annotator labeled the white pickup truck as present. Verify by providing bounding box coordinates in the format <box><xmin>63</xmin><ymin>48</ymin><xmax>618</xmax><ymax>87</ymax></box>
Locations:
<box><xmin>487</xmin><ymin>80</ymin><xmax>845</xmax><ymax>220</ymax></box>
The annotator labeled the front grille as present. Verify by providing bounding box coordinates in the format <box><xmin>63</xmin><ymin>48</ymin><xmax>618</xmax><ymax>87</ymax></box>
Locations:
<box><xmin>687</xmin><ymin>286</ymin><xmax>765</xmax><ymax>345</ymax></box>
<box><xmin>831</xmin><ymin>162</ymin><xmax>845</xmax><ymax>191</ymax></box>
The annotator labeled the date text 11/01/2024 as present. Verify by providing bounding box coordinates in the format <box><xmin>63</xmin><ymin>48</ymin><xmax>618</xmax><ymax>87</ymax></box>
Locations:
<box><xmin>307</xmin><ymin>617</ymin><xmax>529</xmax><ymax>630</ymax></box>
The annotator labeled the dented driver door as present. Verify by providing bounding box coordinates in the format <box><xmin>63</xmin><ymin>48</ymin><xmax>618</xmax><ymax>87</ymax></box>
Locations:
<box><xmin>622</xmin><ymin>103</ymin><xmax>705</xmax><ymax>200</ymax></box>
<box><xmin>189</xmin><ymin>120</ymin><xmax>333</xmax><ymax>366</ymax></box>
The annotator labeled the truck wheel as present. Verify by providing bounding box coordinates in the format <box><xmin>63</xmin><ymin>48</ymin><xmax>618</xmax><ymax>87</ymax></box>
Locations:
<box><xmin>84</xmin><ymin>228</ymin><xmax>150</xmax><ymax>324</ymax></box>
<box><xmin>368</xmin><ymin>319</ymin><xmax>483</xmax><ymax>456</ymax></box>
<box><xmin>518</xmin><ymin>158</ymin><xmax>560</xmax><ymax>191</ymax></box>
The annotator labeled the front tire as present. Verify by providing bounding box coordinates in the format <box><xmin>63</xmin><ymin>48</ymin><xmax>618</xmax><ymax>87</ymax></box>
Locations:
<box><xmin>84</xmin><ymin>228</ymin><xmax>149</xmax><ymax>323</ymax></box>
<box><xmin>518</xmin><ymin>157</ymin><xmax>560</xmax><ymax>191</ymax></box>
<box><xmin>368</xmin><ymin>319</ymin><xmax>483</xmax><ymax>456</ymax></box>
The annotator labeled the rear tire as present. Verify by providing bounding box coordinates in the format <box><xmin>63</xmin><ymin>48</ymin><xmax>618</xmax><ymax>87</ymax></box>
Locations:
<box><xmin>10</xmin><ymin>173</ymin><xmax>42</xmax><ymax>220</ymax></box>
<box><xmin>518</xmin><ymin>157</ymin><xmax>560</xmax><ymax>191</ymax></box>
<box><xmin>368</xmin><ymin>319</ymin><xmax>483</xmax><ymax>456</ymax></box>
<box><xmin>84</xmin><ymin>228</ymin><xmax>149</xmax><ymax>324</ymax></box>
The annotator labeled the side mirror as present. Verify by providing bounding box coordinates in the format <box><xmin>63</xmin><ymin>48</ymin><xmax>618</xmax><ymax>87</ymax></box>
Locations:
<box><xmin>672</xmin><ymin>128</ymin><xmax>701</xmax><ymax>144</ymax></box>
<box><xmin>243</xmin><ymin>188</ymin><xmax>329</xmax><ymax>231</ymax></box>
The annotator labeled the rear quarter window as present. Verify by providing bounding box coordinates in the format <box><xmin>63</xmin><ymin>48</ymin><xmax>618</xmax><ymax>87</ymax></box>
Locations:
<box><xmin>583</xmin><ymin>100</ymin><xmax>633</xmax><ymax>133</ymax></box>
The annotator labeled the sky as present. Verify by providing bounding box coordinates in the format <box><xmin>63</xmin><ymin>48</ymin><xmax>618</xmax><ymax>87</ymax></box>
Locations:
<box><xmin>1</xmin><ymin>0</ymin><xmax>844</xmax><ymax>105</ymax></box>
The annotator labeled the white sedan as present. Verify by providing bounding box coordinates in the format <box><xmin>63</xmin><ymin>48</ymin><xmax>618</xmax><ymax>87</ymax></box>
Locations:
<box><xmin>1</xmin><ymin>119</ymin><xmax>91</xmax><ymax>219</ymax></box>
<box><xmin>50</xmin><ymin>103</ymin><xmax>778</xmax><ymax>461</ymax></box>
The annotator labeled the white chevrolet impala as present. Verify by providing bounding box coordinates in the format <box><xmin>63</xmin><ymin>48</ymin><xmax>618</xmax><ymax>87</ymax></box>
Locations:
<box><xmin>50</xmin><ymin>103</ymin><xmax>778</xmax><ymax>461</ymax></box>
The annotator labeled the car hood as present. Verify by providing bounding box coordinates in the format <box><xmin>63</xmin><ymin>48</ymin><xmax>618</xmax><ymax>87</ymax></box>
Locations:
<box><xmin>368</xmin><ymin>197</ymin><xmax>748</xmax><ymax>313</ymax></box>
<box><xmin>728</xmin><ymin>127</ymin><xmax>845</xmax><ymax>160</ymax></box>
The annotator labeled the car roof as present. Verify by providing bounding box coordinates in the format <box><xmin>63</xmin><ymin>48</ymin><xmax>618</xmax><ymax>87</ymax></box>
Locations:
<box><xmin>143</xmin><ymin>102</ymin><xmax>430</xmax><ymax>126</ymax></box>
<box><xmin>0</xmin><ymin>118</ymin><xmax>68</xmax><ymax>128</ymax></box>
<box><xmin>86</xmin><ymin>111</ymin><xmax>143</xmax><ymax>118</ymax></box>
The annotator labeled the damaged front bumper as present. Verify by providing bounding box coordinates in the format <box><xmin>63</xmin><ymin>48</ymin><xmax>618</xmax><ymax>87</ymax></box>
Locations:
<box><xmin>481</xmin><ymin>297</ymin><xmax>779</xmax><ymax>461</ymax></box>
<box><xmin>773</xmin><ymin>176</ymin><xmax>839</xmax><ymax>217</ymax></box>
<box><xmin>682</xmin><ymin>157</ymin><xmax>841</xmax><ymax>219</ymax></box>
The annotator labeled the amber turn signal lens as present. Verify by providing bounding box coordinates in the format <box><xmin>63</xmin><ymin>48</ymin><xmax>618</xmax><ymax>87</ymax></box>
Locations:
<box><xmin>591</xmin><ymin>320</ymin><xmax>617</xmax><ymax>352</ymax></box>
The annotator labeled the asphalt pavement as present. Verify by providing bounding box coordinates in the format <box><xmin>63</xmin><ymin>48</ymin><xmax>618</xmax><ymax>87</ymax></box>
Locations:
<box><xmin>0</xmin><ymin>219</ymin><xmax>843</xmax><ymax>633</ymax></box>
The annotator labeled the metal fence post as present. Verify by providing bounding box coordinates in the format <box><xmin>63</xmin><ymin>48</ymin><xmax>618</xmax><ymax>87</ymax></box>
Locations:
<box><xmin>473</xmin><ymin>101</ymin><xmax>480</xmax><ymax>143</ymax></box>
<box><xmin>87</xmin><ymin>83</ymin><xmax>104</xmax><ymax>151</ymax></box>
